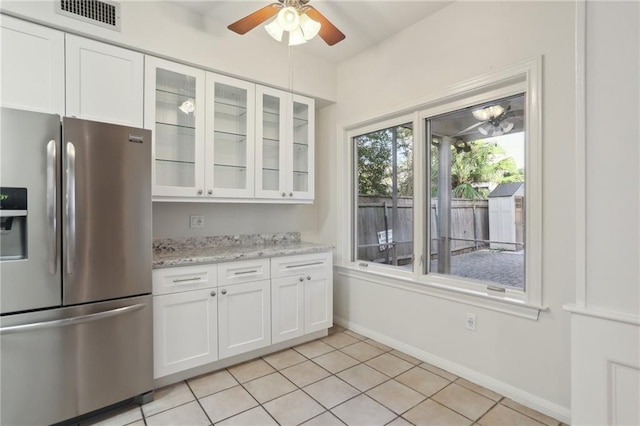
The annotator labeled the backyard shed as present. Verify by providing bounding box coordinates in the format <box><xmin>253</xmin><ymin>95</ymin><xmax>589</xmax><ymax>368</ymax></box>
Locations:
<box><xmin>488</xmin><ymin>182</ymin><xmax>524</xmax><ymax>251</ymax></box>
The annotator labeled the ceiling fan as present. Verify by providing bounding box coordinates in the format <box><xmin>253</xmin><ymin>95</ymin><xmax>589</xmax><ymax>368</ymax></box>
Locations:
<box><xmin>227</xmin><ymin>0</ymin><xmax>346</xmax><ymax>46</ymax></box>
<box><xmin>454</xmin><ymin>103</ymin><xmax>521</xmax><ymax>138</ymax></box>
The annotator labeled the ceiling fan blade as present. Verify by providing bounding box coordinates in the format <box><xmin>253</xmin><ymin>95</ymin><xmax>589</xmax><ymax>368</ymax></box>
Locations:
<box><xmin>228</xmin><ymin>3</ymin><xmax>282</xmax><ymax>35</ymax></box>
<box><xmin>452</xmin><ymin>121</ymin><xmax>484</xmax><ymax>137</ymax></box>
<box><xmin>304</xmin><ymin>6</ymin><xmax>345</xmax><ymax>46</ymax></box>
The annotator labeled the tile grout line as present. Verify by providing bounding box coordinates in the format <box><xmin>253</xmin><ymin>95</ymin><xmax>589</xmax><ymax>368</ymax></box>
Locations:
<box><xmin>233</xmin><ymin>370</ymin><xmax>284</xmax><ymax>426</ymax></box>
<box><xmin>137</xmin><ymin>329</ymin><xmax>557</xmax><ymax>426</ymax></box>
<box><xmin>184</xmin><ymin>378</ymin><xmax>216</xmax><ymax>426</ymax></box>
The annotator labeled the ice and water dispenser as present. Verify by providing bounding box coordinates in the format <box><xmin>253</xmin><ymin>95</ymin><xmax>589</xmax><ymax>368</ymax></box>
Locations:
<box><xmin>0</xmin><ymin>187</ymin><xmax>28</xmax><ymax>260</ymax></box>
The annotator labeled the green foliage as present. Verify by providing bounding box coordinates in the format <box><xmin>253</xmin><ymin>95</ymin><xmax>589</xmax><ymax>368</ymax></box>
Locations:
<box><xmin>433</xmin><ymin>139</ymin><xmax>524</xmax><ymax>199</ymax></box>
<box><xmin>356</xmin><ymin>126</ymin><xmax>413</xmax><ymax>197</ymax></box>
<box><xmin>358</xmin><ymin>129</ymin><xmax>523</xmax><ymax>200</ymax></box>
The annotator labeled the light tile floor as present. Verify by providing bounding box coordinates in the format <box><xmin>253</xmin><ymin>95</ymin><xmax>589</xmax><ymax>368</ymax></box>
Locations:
<box><xmin>81</xmin><ymin>326</ymin><xmax>567</xmax><ymax>426</ymax></box>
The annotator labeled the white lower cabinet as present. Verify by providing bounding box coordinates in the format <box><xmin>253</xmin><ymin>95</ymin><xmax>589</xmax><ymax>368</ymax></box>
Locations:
<box><xmin>271</xmin><ymin>277</ymin><xmax>305</xmax><ymax>344</ymax></box>
<box><xmin>218</xmin><ymin>280</ymin><xmax>271</xmax><ymax>359</ymax></box>
<box><xmin>152</xmin><ymin>251</ymin><xmax>331</xmax><ymax>379</ymax></box>
<box><xmin>153</xmin><ymin>288</ymin><xmax>218</xmax><ymax>378</ymax></box>
<box><xmin>271</xmin><ymin>252</ymin><xmax>333</xmax><ymax>344</ymax></box>
<box><xmin>304</xmin><ymin>274</ymin><xmax>333</xmax><ymax>334</ymax></box>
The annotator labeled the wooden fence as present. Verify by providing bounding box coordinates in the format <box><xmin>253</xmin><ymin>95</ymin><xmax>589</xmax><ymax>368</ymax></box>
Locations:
<box><xmin>357</xmin><ymin>196</ymin><xmax>489</xmax><ymax>264</ymax></box>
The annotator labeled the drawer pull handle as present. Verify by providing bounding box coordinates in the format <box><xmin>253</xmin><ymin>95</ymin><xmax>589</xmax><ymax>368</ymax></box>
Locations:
<box><xmin>211</xmin><ymin>290</ymin><xmax>216</xmax><ymax>297</ymax></box>
<box><xmin>285</xmin><ymin>261</ymin><xmax>324</xmax><ymax>269</ymax></box>
<box><xmin>234</xmin><ymin>270</ymin><xmax>258</xmax><ymax>275</ymax></box>
<box><xmin>306</xmin><ymin>275</ymin><xmax>311</xmax><ymax>280</ymax></box>
<box><xmin>172</xmin><ymin>277</ymin><xmax>202</xmax><ymax>283</ymax></box>
<box><xmin>221</xmin><ymin>289</ymin><xmax>227</xmax><ymax>295</ymax></box>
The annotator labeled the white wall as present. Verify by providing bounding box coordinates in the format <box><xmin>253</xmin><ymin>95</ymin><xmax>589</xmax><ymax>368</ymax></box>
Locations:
<box><xmin>152</xmin><ymin>202</ymin><xmax>318</xmax><ymax>240</ymax></box>
<box><xmin>317</xmin><ymin>1</ymin><xmax>576</xmax><ymax>420</ymax></box>
<box><xmin>571</xmin><ymin>2</ymin><xmax>640</xmax><ymax>424</ymax></box>
<box><xmin>584</xmin><ymin>1</ymin><xmax>639</xmax><ymax>317</ymax></box>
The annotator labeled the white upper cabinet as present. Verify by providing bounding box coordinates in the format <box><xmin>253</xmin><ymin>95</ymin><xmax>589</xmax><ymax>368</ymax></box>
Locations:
<box><xmin>256</xmin><ymin>87</ymin><xmax>315</xmax><ymax>201</ymax></box>
<box><xmin>206</xmin><ymin>73</ymin><xmax>256</xmax><ymax>198</ymax></box>
<box><xmin>145</xmin><ymin>56</ymin><xmax>206</xmax><ymax>198</ymax></box>
<box><xmin>0</xmin><ymin>15</ymin><xmax>64</xmax><ymax>115</ymax></box>
<box><xmin>66</xmin><ymin>35</ymin><xmax>143</xmax><ymax>127</ymax></box>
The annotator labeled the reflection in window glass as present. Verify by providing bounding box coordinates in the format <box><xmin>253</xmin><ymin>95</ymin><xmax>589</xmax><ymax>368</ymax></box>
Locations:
<box><xmin>427</xmin><ymin>93</ymin><xmax>526</xmax><ymax>289</ymax></box>
<box><xmin>354</xmin><ymin>124</ymin><xmax>413</xmax><ymax>269</ymax></box>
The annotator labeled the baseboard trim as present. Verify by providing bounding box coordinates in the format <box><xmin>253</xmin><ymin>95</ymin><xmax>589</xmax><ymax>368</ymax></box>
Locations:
<box><xmin>334</xmin><ymin>315</ymin><xmax>571</xmax><ymax>424</ymax></box>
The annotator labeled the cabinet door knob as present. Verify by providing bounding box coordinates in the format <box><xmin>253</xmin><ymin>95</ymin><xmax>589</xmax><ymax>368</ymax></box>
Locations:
<box><xmin>197</xmin><ymin>189</ymin><xmax>203</xmax><ymax>195</ymax></box>
<box><xmin>306</xmin><ymin>275</ymin><xmax>311</xmax><ymax>280</ymax></box>
<box><xmin>207</xmin><ymin>189</ymin><xmax>213</xmax><ymax>195</ymax></box>
<box><xmin>289</xmin><ymin>192</ymin><xmax>293</xmax><ymax>197</ymax></box>
<box><xmin>210</xmin><ymin>290</ymin><xmax>216</xmax><ymax>297</ymax></box>
<box><xmin>281</xmin><ymin>192</ymin><xmax>286</xmax><ymax>197</ymax></box>
<box><xmin>221</xmin><ymin>289</ymin><xmax>227</xmax><ymax>295</ymax></box>
<box><xmin>298</xmin><ymin>276</ymin><xmax>304</xmax><ymax>282</ymax></box>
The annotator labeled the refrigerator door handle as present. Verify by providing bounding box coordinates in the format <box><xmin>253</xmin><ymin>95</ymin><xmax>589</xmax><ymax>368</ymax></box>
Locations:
<box><xmin>47</xmin><ymin>140</ymin><xmax>57</xmax><ymax>275</ymax></box>
<box><xmin>65</xmin><ymin>142</ymin><xmax>76</xmax><ymax>275</ymax></box>
<box><xmin>0</xmin><ymin>303</ymin><xmax>146</xmax><ymax>335</ymax></box>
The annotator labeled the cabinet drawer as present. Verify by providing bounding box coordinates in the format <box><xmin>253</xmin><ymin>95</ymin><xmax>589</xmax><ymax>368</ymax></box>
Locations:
<box><xmin>271</xmin><ymin>252</ymin><xmax>332</xmax><ymax>279</ymax></box>
<box><xmin>153</xmin><ymin>264</ymin><xmax>218</xmax><ymax>295</ymax></box>
<box><xmin>218</xmin><ymin>259</ymin><xmax>270</xmax><ymax>286</ymax></box>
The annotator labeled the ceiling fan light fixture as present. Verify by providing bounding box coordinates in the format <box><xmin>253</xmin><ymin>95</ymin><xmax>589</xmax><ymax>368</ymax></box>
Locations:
<box><xmin>500</xmin><ymin>119</ymin><xmax>514</xmax><ymax>133</ymax></box>
<box><xmin>178</xmin><ymin>99</ymin><xmax>195</xmax><ymax>114</ymax></box>
<box><xmin>277</xmin><ymin>6</ymin><xmax>300</xmax><ymax>32</ymax></box>
<box><xmin>265</xmin><ymin>18</ymin><xmax>284</xmax><ymax>41</ymax></box>
<box><xmin>299</xmin><ymin>13</ymin><xmax>321</xmax><ymax>40</ymax></box>
<box><xmin>472</xmin><ymin>104</ymin><xmax>504</xmax><ymax>121</ymax></box>
<box><xmin>478</xmin><ymin>122</ymin><xmax>492</xmax><ymax>136</ymax></box>
<box><xmin>288</xmin><ymin>26</ymin><xmax>307</xmax><ymax>46</ymax></box>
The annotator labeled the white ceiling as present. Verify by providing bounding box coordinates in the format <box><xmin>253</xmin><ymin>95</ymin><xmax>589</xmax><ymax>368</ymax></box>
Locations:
<box><xmin>165</xmin><ymin>1</ymin><xmax>452</xmax><ymax>64</ymax></box>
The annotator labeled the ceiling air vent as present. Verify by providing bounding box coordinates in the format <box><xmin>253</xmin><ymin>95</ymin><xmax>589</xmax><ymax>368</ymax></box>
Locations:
<box><xmin>56</xmin><ymin>0</ymin><xmax>121</xmax><ymax>31</ymax></box>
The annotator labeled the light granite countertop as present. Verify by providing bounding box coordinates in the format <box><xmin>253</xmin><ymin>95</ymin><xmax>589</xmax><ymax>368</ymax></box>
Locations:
<box><xmin>153</xmin><ymin>233</ymin><xmax>333</xmax><ymax>269</ymax></box>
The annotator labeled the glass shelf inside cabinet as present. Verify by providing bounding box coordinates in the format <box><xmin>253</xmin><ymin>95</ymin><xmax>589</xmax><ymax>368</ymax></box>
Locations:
<box><xmin>293</xmin><ymin>170</ymin><xmax>309</xmax><ymax>192</ymax></box>
<box><xmin>215</xmin><ymin>83</ymin><xmax>247</xmax><ymax>117</ymax></box>
<box><xmin>262</xmin><ymin>168</ymin><xmax>280</xmax><ymax>191</ymax></box>
<box><xmin>293</xmin><ymin>102</ymin><xmax>309</xmax><ymax>126</ymax></box>
<box><xmin>214</xmin><ymin>163</ymin><xmax>247</xmax><ymax>189</ymax></box>
<box><xmin>154</xmin><ymin>68</ymin><xmax>198</xmax><ymax>188</ymax></box>
<box><xmin>262</xmin><ymin>138</ymin><xmax>280</xmax><ymax>171</ymax></box>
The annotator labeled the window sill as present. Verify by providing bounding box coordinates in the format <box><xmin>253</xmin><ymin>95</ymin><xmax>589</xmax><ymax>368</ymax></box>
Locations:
<box><xmin>335</xmin><ymin>264</ymin><xmax>546</xmax><ymax>320</ymax></box>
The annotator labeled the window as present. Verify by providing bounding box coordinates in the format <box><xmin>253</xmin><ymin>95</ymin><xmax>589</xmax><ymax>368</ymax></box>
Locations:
<box><xmin>343</xmin><ymin>60</ymin><xmax>542</xmax><ymax>314</ymax></box>
<box><xmin>427</xmin><ymin>93</ymin><xmax>526</xmax><ymax>290</ymax></box>
<box><xmin>353</xmin><ymin>122</ymin><xmax>413</xmax><ymax>270</ymax></box>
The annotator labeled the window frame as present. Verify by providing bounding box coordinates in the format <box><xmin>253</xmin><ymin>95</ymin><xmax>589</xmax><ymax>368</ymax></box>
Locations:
<box><xmin>339</xmin><ymin>58</ymin><xmax>543</xmax><ymax>319</ymax></box>
<box><xmin>349</xmin><ymin>113</ymin><xmax>416</xmax><ymax>279</ymax></box>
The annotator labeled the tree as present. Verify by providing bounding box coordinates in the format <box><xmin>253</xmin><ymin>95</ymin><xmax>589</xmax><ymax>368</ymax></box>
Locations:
<box><xmin>356</xmin><ymin>130</ymin><xmax>392</xmax><ymax>196</ymax></box>
<box><xmin>432</xmin><ymin>139</ymin><xmax>524</xmax><ymax>199</ymax></box>
<box><xmin>356</xmin><ymin>125</ymin><xmax>413</xmax><ymax>197</ymax></box>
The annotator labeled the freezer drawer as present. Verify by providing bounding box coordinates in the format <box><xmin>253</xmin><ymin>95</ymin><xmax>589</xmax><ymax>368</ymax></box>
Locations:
<box><xmin>0</xmin><ymin>295</ymin><xmax>153</xmax><ymax>425</ymax></box>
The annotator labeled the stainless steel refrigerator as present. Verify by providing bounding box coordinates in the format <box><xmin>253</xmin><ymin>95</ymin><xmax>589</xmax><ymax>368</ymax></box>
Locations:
<box><xmin>0</xmin><ymin>107</ymin><xmax>153</xmax><ymax>425</ymax></box>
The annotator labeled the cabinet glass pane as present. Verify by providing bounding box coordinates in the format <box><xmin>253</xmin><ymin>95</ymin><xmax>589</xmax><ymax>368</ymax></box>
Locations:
<box><xmin>293</xmin><ymin>101</ymin><xmax>309</xmax><ymax>192</ymax></box>
<box><xmin>262</xmin><ymin>94</ymin><xmax>281</xmax><ymax>191</ymax></box>
<box><xmin>213</xmin><ymin>82</ymin><xmax>248</xmax><ymax>189</ymax></box>
<box><xmin>155</xmin><ymin>68</ymin><xmax>196</xmax><ymax>187</ymax></box>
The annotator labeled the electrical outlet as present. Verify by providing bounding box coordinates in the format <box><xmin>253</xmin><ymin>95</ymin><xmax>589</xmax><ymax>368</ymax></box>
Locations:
<box><xmin>190</xmin><ymin>215</ymin><xmax>204</xmax><ymax>228</ymax></box>
<box><xmin>465</xmin><ymin>313</ymin><xmax>477</xmax><ymax>331</ymax></box>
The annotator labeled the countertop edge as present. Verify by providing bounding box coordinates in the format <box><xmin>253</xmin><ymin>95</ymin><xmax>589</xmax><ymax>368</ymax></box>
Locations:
<box><xmin>152</xmin><ymin>244</ymin><xmax>334</xmax><ymax>269</ymax></box>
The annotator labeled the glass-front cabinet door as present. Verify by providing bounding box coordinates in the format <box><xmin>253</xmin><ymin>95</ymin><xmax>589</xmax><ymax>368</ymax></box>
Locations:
<box><xmin>289</xmin><ymin>95</ymin><xmax>314</xmax><ymax>200</ymax></box>
<box><xmin>256</xmin><ymin>88</ymin><xmax>314</xmax><ymax>201</ymax></box>
<box><xmin>206</xmin><ymin>73</ymin><xmax>255</xmax><ymax>198</ymax></box>
<box><xmin>256</xmin><ymin>86</ymin><xmax>288</xmax><ymax>199</ymax></box>
<box><xmin>145</xmin><ymin>57</ymin><xmax>206</xmax><ymax>198</ymax></box>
